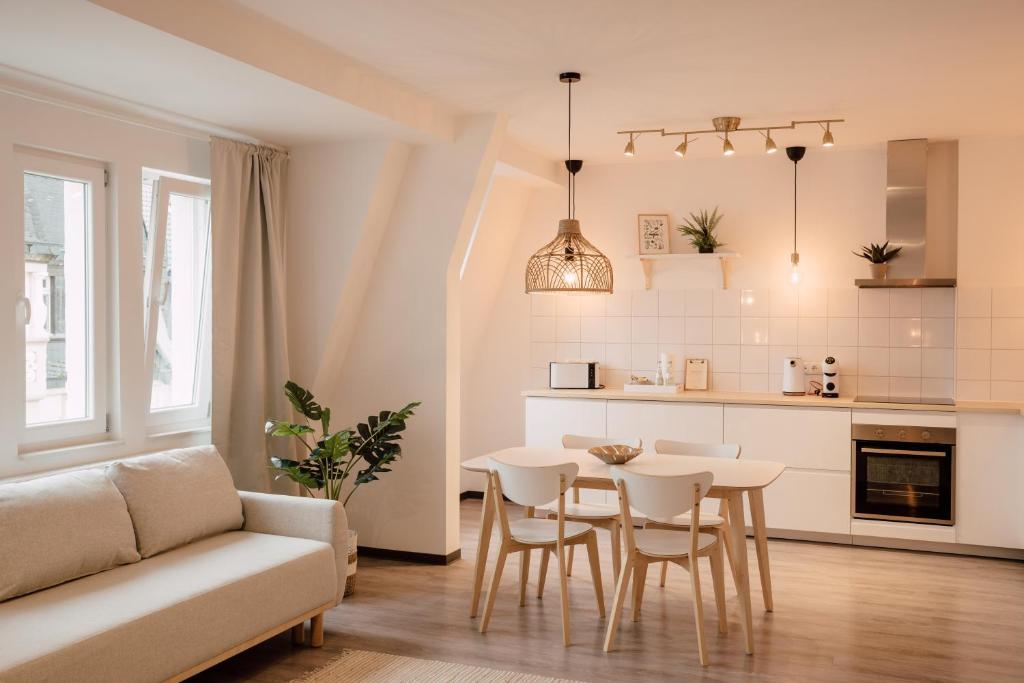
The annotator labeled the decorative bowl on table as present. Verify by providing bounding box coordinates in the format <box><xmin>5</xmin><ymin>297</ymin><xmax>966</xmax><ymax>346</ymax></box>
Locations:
<box><xmin>588</xmin><ymin>444</ymin><xmax>643</xmax><ymax>465</ymax></box>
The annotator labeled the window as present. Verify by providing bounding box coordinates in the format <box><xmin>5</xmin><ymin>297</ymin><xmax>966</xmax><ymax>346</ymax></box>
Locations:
<box><xmin>18</xmin><ymin>152</ymin><xmax>107</xmax><ymax>444</ymax></box>
<box><xmin>142</xmin><ymin>175</ymin><xmax>212</xmax><ymax>429</ymax></box>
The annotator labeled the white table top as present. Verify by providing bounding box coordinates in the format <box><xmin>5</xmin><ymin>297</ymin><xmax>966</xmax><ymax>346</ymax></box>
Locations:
<box><xmin>462</xmin><ymin>447</ymin><xmax>784</xmax><ymax>492</ymax></box>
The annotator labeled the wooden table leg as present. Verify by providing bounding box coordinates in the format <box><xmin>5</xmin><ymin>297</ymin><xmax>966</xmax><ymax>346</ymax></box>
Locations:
<box><xmin>747</xmin><ymin>488</ymin><xmax>774</xmax><ymax>612</ymax></box>
<box><xmin>725</xmin><ymin>491</ymin><xmax>755</xmax><ymax>655</ymax></box>
<box><xmin>470</xmin><ymin>478</ymin><xmax>494</xmax><ymax>618</ymax></box>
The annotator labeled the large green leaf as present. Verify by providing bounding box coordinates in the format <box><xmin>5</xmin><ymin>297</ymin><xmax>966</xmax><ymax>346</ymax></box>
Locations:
<box><xmin>284</xmin><ymin>381</ymin><xmax>322</xmax><ymax>420</ymax></box>
<box><xmin>265</xmin><ymin>420</ymin><xmax>314</xmax><ymax>437</ymax></box>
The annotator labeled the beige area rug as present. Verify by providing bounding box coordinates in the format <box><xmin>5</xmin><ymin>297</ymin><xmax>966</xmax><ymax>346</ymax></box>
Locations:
<box><xmin>293</xmin><ymin>649</ymin><xmax>586</xmax><ymax>683</ymax></box>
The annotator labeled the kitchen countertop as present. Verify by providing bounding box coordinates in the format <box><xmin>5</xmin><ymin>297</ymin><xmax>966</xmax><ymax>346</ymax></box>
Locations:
<box><xmin>523</xmin><ymin>388</ymin><xmax>1024</xmax><ymax>416</ymax></box>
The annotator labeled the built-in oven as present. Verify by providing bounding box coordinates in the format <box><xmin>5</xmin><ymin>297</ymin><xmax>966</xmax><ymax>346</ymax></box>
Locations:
<box><xmin>851</xmin><ymin>424</ymin><xmax>955</xmax><ymax>525</ymax></box>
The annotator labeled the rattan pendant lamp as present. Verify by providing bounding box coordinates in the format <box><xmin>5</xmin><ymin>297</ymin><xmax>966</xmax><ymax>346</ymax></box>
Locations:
<box><xmin>525</xmin><ymin>72</ymin><xmax>613</xmax><ymax>294</ymax></box>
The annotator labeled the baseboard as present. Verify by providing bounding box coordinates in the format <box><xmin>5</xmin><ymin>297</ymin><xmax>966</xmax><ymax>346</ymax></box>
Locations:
<box><xmin>358</xmin><ymin>546</ymin><xmax>461</xmax><ymax>565</ymax></box>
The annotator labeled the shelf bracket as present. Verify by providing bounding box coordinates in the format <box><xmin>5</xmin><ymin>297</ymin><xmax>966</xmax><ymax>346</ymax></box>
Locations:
<box><xmin>719</xmin><ymin>256</ymin><xmax>731</xmax><ymax>290</ymax></box>
<box><xmin>641</xmin><ymin>259</ymin><xmax>654</xmax><ymax>290</ymax></box>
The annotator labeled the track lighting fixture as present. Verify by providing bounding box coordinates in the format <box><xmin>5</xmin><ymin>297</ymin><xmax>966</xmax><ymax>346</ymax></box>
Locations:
<box><xmin>618</xmin><ymin>116</ymin><xmax>844</xmax><ymax>157</ymax></box>
<box><xmin>821</xmin><ymin>122</ymin><xmax>835</xmax><ymax>147</ymax></box>
<box><xmin>624</xmin><ymin>133</ymin><xmax>636</xmax><ymax>157</ymax></box>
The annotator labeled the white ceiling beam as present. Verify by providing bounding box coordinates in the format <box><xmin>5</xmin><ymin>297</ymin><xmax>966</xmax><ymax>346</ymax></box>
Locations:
<box><xmin>88</xmin><ymin>0</ymin><xmax>459</xmax><ymax>143</ymax></box>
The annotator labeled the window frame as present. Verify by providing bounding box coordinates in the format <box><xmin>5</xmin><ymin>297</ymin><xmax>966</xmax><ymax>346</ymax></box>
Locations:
<box><xmin>15</xmin><ymin>151</ymin><xmax>108</xmax><ymax>447</ymax></box>
<box><xmin>143</xmin><ymin>176</ymin><xmax>212</xmax><ymax>431</ymax></box>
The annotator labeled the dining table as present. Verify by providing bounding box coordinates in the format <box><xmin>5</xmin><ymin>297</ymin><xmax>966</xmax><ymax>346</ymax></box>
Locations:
<box><xmin>461</xmin><ymin>447</ymin><xmax>785</xmax><ymax>655</ymax></box>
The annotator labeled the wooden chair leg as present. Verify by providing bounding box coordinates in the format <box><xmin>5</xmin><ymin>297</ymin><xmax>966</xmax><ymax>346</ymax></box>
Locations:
<box><xmin>687</xmin><ymin>556</ymin><xmax>709</xmax><ymax>666</ymax></box>
<box><xmin>603</xmin><ymin>554</ymin><xmax>634</xmax><ymax>652</ymax></box>
<box><xmin>632</xmin><ymin>561</ymin><xmax>648</xmax><ymax>622</ymax></box>
<box><xmin>609</xmin><ymin>520</ymin><xmax>622</xmax><ymax>582</ymax></box>
<box><xmin>659</xmin><ymin>560</ymin><xmax>668</xmax><ymax>587</ymax></box>
<box><xmin>709</xmin><ymin>538</ymin><xmax>728</xmax><ymax>635</ymax></box>
<box><xmin>566</xmin><ymin>544</ymin><xmax>575</xmax><ymax>577</ymax></box>
<box><xmin>479</xmin><ymin>548</ymin><xmax>508</xmax><ymax>634</ymax></box>
<box><xmin>519</xmin><ymin>549</ymin><xmax>531</xmax><ymax>607</ymax></box>
<box><xmin>537</xmin><ymin>547</ymin><xmax>551</xmax><ymax>598</ymax></box>
<box><xmin>584</xmin><ymin>533</ymin><xmax>606</xmax><ymax>618</ymax></box>
<box><xmin>309</xmin><ymin>612</ymin><xmax>324</xmax><ymax>648</ymax></box>
<box><xmin>718</xmin><ymin>500</ymin><xmax>735</xmax><ymax>570</ymax></box>
<box><xmin>556</xmin><ymin>544</ymin><xmax>572</xmax><ymax>647</ymax></box>
<box><xmin>291</xmin><ymin>622</ymin><xmax>305</xmax><ymax>645</ymax></box>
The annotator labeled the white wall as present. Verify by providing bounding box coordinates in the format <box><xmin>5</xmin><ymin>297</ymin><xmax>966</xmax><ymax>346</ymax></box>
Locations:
<box><xmin>0</xmin><ymin>90</ymin><xmax>211</xmax><ymax>479</ymax></box>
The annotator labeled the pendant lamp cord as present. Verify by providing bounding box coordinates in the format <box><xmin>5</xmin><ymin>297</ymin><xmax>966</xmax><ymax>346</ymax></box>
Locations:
<box><xmin>792</xmin><ymin>158</ymin><xmax>798</xmax><ymax>253</ymax></box>
<box><xmin>567</xmin><ymin>79</ymin><xmax>575</xmax><ymax>220</ymax></box>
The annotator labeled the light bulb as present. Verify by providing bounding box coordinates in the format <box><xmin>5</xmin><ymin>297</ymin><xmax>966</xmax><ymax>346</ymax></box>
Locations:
<box><xmin>790</xmin><ymin>264</ymin><xmax>801</xmax><ymax>285</ymax></box>
<box><xmin>822</xmin><ymin>126</ymin><xmax>835</xmax><ymax>147</ymax></box>
<box><xmin>765</xmin><ymin>134</ymin><xmax>778</xmax><ymax>154</ymax></box>
<box><xmin>624</xmin><ymin>134</ymin><xmax>636</xmax><ymax>157</ymax></box>
<box><xmin>723</xmin><ymin>137</ymin><xmax>735</xmax><ymax>156</ymax></box>
<box><xmin>673</xmin><ymin>140</ymin><xmax>687</xmax><ymax>157</ymax></box>
<box><xmin>563</xmin><ymin>269</ymin><xmax>578</xmax><ymax>285</ymax></box>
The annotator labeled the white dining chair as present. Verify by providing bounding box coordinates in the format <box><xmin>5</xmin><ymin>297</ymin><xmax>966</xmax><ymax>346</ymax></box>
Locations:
<box><xmin>650</xmin><ymin>440</ymin><xmax>741</xmax><ymax>586</ymax></box>
<box><xmin>536</xmin><ymin>435</ymin><xmax>640</xmax><ymax>585</ymax></box>
<box><xmin>603</xmin><ymin>467</ymin><xmax>727</xmax><ymax>666</ymax></box>
<box><xmin>479</xmin><ymin>459</ymin><xmax>605</xmax><ymax>647</ymax></box>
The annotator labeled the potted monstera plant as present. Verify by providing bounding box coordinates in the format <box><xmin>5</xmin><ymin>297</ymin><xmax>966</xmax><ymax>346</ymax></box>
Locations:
<box><xmin>853</xmin><ymin>241</ymin><xmax>902</xmax><ymax>279</ymax></box>
<box><xmin>266</xmin><ymin>381</ymin><xmax>419</xmax><ymax>595</ymax></box>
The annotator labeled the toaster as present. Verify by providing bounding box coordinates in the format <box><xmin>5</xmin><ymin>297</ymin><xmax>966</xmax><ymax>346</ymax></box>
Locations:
<box><xmin>549</xmin><ymin>361</ymin><xmax>602</xmax><ymax>389</ymax></box>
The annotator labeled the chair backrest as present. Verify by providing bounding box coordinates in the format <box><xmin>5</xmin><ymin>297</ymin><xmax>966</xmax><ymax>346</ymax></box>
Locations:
<box><xmin>654</xmin><ymin>440</ymin><xmax>741</xmax><ymax>459</ymax></box>
<box><xmin>562</xmin><ymin>434</ymin><xmax>642</xmax><ymax>450</ymax></box>
<box><xmin>488</xmin><ymin>458</ymin><xmax>579</xmax><ymax>508</ymax></box>
<box><xmin>610</xmin><ymin>467</ymin><xmax>713</xmax><ymax>521</ymax></box>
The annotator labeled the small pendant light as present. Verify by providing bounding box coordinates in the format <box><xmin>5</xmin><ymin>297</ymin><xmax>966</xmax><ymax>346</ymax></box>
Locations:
<box><xmin>525</xmin><ymin>73</ymin><xmax>612</xmax><ymax>294</ymax></box>
<box><xmin>786</xmin><ymin>146</ymin><xmax>806</xmax><ymax>285</ymax></box>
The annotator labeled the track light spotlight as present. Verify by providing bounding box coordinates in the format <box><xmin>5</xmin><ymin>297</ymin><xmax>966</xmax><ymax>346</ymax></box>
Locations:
<box><xmin>722</xmin><ymin>134</ymin><xmax>735</xmax><ymax>156</ymax></box>
<box><xmin>765</xmin><ymin>132</ymin><xmax>778</xmax><ymax>154</ymax></box>
<box><xmin>674</xmin><ymin>140</ymin><xmax>687</xmax><ymax>157</ymax></box>
<box><xmin>822</xmin><ymin>123</ymin><xmax>835</xmax><ymax>147</ymax></box>
<box><xmin>624</xmin><ymin>133</ymin><xmax>636</xmax><ymax>157</ymax></box>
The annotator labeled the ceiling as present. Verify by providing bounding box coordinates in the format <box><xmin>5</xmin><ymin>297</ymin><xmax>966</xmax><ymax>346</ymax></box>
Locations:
<box><xmin>3</xmin><ymin>1</ymin><xmax>1024</xmax><ymax>161</ymax></box>
<box><xmin>237</xmin><ymin>0</ymin><xmax>1024</xmax><ymax>161</ymax></box>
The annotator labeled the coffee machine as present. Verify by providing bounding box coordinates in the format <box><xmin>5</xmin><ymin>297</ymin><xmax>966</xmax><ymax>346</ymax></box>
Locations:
<box><xmin>822</xmin><ymin>356</ymin><xmax>839</xmax><ymax>398</ymax></box>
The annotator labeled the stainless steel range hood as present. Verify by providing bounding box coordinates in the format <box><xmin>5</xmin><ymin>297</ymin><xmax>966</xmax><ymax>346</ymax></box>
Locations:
<box><xmin>855</xmin><ymin>139</ymin><xmax>958</xmax><ymax>288</ymax></box>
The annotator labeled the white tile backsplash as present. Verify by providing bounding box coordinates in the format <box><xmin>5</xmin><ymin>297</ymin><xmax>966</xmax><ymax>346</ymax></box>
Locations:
<box><xmin>992</xmin><ymin>287</ymin><xmax>1024</xmax><ymax>317</ymax></box>
<box><xmin>713</xmin><ymin>317</ymin><xmax>741</xmax><ymax>344</ymax></box>
<box><xmin>859</xmin><ymin>288</ymin><xmax>890</xmax><ymax>317</ymax></box>
<box><xmin>956</xmin><ymin>380</ymin><xmax>990</xmax><ymax>401</ymax></box>
<box><xmin>631</xmin><ymin>316</ymin><xmax>658</xmax><ymax>344</ymax></box>
<box><xmin>991</xmin><ymin>381</ymin><xmax>1024</xmax><ymax>401</ymax></box>
<box><xmin>528</xmin><ymin>286</ymin><xmax>962</xmax><ymax>396</ymax></box>
<box><xmin>991</xmin><ymin>318</ymin><xmax>1024</xmax><ymax>349</ymax></box>
<box><xmin>991</xmin><ymin>349</ymin><xmax>1024</xmax><ymax>381</ymax></box>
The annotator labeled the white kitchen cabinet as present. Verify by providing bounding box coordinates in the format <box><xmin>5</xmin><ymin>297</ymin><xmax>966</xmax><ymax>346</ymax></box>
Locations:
<box><xmin>956</xmin><ymin>413</ymin><xmax>1024</xmax><ymax>549</ymax></box>
<box><xmin>605</xmin><ymin>400</ymin><xmax>724</xmax><ymax>451</ymax></box>
<box><xmin>756</xmin><ymin>469</ymin><xmax>852</xmax><ymax>534</ymax></box>
<box><xmin>524</xmin><ymin>397</ymin><xmax>608</xmax><ymax>503</ymax></box>
<box><xmin>724</xmin><ymin>405</ymin><xmax>851</xmax><ymax>470</ymax></box>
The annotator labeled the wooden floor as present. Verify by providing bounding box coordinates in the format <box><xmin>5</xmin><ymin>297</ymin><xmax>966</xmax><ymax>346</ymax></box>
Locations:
<box><xmin>195</xmin><ymin>499</ymin><xmax>1024</xmax><ymax>682</ymax></box>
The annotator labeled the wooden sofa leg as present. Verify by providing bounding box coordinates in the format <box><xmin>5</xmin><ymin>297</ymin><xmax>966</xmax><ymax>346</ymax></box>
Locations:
<box><xmin>310</xmin><ymin>613</ymin><xmax>325</xmax><ymax>647</ymax></box>
<box><xmin>291</xmin><ymin>622</ymin><xmax>305</xmax><ymax>645</ymax></box>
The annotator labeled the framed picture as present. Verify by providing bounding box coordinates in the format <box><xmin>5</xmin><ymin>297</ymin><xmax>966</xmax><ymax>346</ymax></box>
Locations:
<box><xmin>637</xmin><ymin>214</ymin><xmax>670</xmax><ymax>255</ymax></box>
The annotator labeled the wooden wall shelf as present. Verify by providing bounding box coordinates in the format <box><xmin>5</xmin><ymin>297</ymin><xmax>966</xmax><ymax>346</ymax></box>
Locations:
<box><xmin>635</xmin><ymin>253</ymin><xmax>741</xmax><ymax>289</ymax></box>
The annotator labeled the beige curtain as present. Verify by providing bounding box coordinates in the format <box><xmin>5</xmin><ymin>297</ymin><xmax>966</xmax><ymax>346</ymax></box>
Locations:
<box><xmin>211</xmin><ymin>137</ymin><xmax>294</xmax><ymax>492</ymax></box>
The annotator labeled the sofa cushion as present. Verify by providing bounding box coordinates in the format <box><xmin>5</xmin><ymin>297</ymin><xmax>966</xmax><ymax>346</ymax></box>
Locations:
<box><xmin>0</xmin><ymin>531</ymin><xmax>337</xmax><ymax>683</ymax></box>
<box><xmin>107</xmin><ymin>445</ymin><xmax>243</xmax><ymax>557</ymax></box>
<box><xmin>0</xmin><ymin>469</ymin><xmax>140</xmax><ymax>602</ymax></box>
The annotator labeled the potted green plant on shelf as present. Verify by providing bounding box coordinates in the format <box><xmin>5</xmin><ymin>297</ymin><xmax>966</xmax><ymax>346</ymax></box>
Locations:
<box><xmin>266</xmin><ymin>381</ymin><xmax>420</xmax><ymax>595</ymax></box>
<box><xmin>676</xmin><ymin>207</ymin><xmax>725</xmax><ymax>253</ymax></box>
<box><xmin>853</xmin><ymin>241</ymin><xmax>902</xmax><ymax>279</ymax></box>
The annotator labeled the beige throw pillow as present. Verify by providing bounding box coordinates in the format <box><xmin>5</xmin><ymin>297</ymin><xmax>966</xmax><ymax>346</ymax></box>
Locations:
<box><xmin>107</xmin><ymin>445</ymin><xmax>243</xmax><ymax>558</ymax></box>
<box><xmin>0</xmin><ymin>468</ymin><xmax>140</xmax><ymax>602</ymax></box>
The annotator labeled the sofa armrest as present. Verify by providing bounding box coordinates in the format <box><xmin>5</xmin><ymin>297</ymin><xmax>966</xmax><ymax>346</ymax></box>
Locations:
<box><xmin>238</xmin><ymin>491</ymin><xmax>348</xmax><ymax>604</ymax></box>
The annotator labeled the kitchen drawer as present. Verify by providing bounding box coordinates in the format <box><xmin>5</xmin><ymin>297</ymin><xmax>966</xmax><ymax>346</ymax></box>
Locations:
<box><xmin>606</xmin><ymin>400</ymin><xmax>723</xmax><ymax>451</ymax></box>
<box><xmin>755</xmin><ymin>469</ymin><xmax>852</xmax><ymax>535</ymax></box>
<box><xmin>524</xmin><ymin>397</ymin><xmax>606</xmax><ymax>448</ymax></box>
<box><xmin>725</xmin><ymin>404</ymin><xmax>851</xmax><ymax>470</ymax></box>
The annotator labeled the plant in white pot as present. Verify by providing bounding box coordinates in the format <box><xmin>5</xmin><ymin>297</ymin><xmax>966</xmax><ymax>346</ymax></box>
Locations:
<box><xmin>266</xmin><ymin>381</ymin><xmax>419</xmax><ymax>596</ymax></box>
<box><xmin>853</xmin><ymin>241</ymin><xmax>902</xmax><ymax>279</ymax></box>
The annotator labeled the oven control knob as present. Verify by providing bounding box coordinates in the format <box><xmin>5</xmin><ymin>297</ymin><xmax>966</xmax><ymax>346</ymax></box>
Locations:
<box><xmin>874</xmin><ymin>428</ymin><xmax>885</xmax><ymax>438</ymax></box>
<box><xmin>921</xmin><ymin>430</ymin><xmax>931</xmax><ymax>440</ymax></box>
<box><xmin>898</xmin><ymin>429</ymin><xmax>907</xmax><ymax>440</ymax></box>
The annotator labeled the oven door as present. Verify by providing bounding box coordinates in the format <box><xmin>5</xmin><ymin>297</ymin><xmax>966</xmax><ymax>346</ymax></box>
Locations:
<box><xmin>853</xmin><ymin>442</ymin><xmax>954</xmax><ymax>525</ymax></box>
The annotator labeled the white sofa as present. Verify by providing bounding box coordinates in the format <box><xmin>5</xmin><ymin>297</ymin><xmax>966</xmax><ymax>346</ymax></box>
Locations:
<box><xmin>0</xmin><ymin>445</ymin><xmax>347</xmax><ymax>683</ymax></box>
